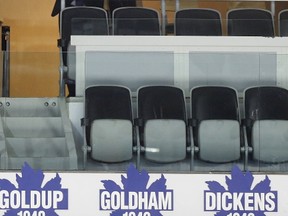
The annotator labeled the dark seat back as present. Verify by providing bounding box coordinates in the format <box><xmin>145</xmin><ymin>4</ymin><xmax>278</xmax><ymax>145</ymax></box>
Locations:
<box><xmin>138</xmin><ymin>86</ymin><xmax>186</xmax><ymax>122</ymax></box>
<box><xmin>175</xmin><ymin>8</ymin><xmax>222</xmax><ymax>36</ymax></box>
<box><xmin>191</xmin><ymin>86</ymin><xmax>239</xmax><ymax>122</ymax></box>
<box><xmin>191</xmin><ymin>86</ymin><xmax>241</xmax><ymax>163</ymax></box>
<box><xmin>85</xmin><ymin>86</ymin><xmax>132</xmax><ymax>121</ymax></box>
<box><xmin>60</xmin><ymin>7</ymin><xmax>109</xmax><ymax>96</ymax></box>
<box><xmin>244</xmin><ymin>86</ymin><xmax>288</xmax><ymax>163</ymax></box>
<box><xmin>85</xmin><ymin>86</ymin><xmax>132</xmax><ymax>145</ymax></box>
<box><xmin>244</xmin><ymin>86</ymin><xmax>288</xmax><ymax>121</ymax></box>
<box><xmin>279</xmin><ymin>9</ymin><xmax>288</xmax><ymax>36</ymax></box>
<box><xmin>61</xmin><ymin>7</ymin><xmax>109</xmax><ymax>65</ymax></box>
<box><xmin>244</xmin><ymin>86</ymin><xmax>288</xmax><ymax>147</ymax></box>
<box><xmin>112</xmin><ymin>7</ymin><xmax>161</xmax><ymax>35</ymax></box>
<box><xmin>227</xmin><ymin>8</ymin><xmax>274</xmax><ymax>37</ymax></box>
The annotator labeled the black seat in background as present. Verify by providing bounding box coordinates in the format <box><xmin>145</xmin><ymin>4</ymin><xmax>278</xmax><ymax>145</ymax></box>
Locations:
<box><xmin>227</xmin><ymin>8</ymin><xmax>274</xmax><ymax>37</ymax></box>
<box><xmin>175</xmin><ymin>8</ymin><xmax>222</xmax><ymax>36</ymax></box>
<box><xmin>112</xmin><ymin>7</ymin><xmax>161</xmax><ymax>35</ymax></box>
<box><xmin>279</xmin><ymin>9</ymin><xmax>288</xmax><ymax>36</ymax></box>
<box><xmin>60</xmin><ymin>7</ymin><xmax>109</xmax><ymax>97</ymax></box>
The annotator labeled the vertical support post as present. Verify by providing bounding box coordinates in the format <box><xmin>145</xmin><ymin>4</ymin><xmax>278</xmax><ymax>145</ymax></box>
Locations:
<box><xmin>61</xmin><ymin>0</ymin><xmax>65</xmax><ymax>12</ymax></box>
<box><xmin>271</xmin><ymin>1</ymin><xmax>275</xmax><ymax>17</ymax></box>
<box><xmin>161</xmin><ymin>0</ymin><xmax>166</xmax><ymax>35</ymax></box>
<box><xmin>59</xmin><ymin>0</ymin><xmax>66</xmax><ymax>97</ymax></box>
<box><xmin>175</xmin><ymin>0</ymin><xmax>180</xmax><ymax>12</ymax></box>
<box><xmin>59</xmin><ymin>65</ymin><xmax>66</xmax><ymax>97</ymax></box>
<box><xmin>2</xmin><ymin>26</ymin><xmax>10</xmax><ymax>97</ymax></box>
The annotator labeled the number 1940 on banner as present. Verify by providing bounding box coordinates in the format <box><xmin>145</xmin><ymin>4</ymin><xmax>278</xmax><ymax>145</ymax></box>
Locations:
<box><xmin>227</xmin><ymin>214</ymin><xmax>258</xmax><ymax>216</ymax></box>
<box><xmin>17</xmin><ymin>211</ymin><xmax>45</xmax><ymax>216</ymax></box>
<box><xmin>123</xmin><ymin>212</ymin><xmax>151</xmax><ymax>216</ymax></box>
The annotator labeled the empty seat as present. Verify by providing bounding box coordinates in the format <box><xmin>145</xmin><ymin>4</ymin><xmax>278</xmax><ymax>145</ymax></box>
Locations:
<box><xmin>190</xmin><ymin>86</ymin><xmax>241</xmax><ymax>163</ymax></box>
<box><xmin>59</xmin><ymin>7</ymin><xmax>109</xmax><ymax>97</ymax></box>
<box><xmin>82</xmin><ymin>86</ymin><xmax>134</xmax><ymax>164</ymax></box>
<box><xmin>137</xmin><ymin>86</ymin><xmax>187</xmax><ymax>162</ymax></box>
<box><xmin>279</xmin><ymin>9</ymin><xmax>288</xmax><ymax>36</ymax></box>
<box><xmin>112</xmin><ymin>7</ymin><xmax>161</xmax><ymax>35</ymax></box>
<box><xmin>175</xmin><ymin>8</ymin><xmax>222</xmax><ymax>36</ymax></box>
<box><xmin>243</xmin><ymin>86</ymin><xmax>288</xmax><ymax>163</ymax></box>
<box><xmin>227</xmin><ymin>8</ymin><xmax>274</xmax><ymax>37</ymax></box>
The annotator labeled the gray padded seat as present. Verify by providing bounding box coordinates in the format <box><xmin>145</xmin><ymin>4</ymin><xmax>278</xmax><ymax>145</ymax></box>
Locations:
<box><xmin>244</xmin><ymin>86</ymin><xmax>288</xmax><ymax>163</ymax></box>
<box><xmin>83</xmin><ymin>86</ymin><xmax>134</xmax><ymax>163</ymax></box>
<box><xmin>191</xmin><ymin>86</ymin><xmax>241</xmax><ymax>163</ymax></box>
<box><xmin>137</xmin><ymin>86</ymin><xmax>187</xmax><ymax>162</ymax></box>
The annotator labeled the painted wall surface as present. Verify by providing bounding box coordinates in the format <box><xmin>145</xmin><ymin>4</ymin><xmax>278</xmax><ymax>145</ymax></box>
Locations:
<box><xmin>0</xmin><ymin>0</ymin><xmax>60</xmax><ymax>97</ymax></box>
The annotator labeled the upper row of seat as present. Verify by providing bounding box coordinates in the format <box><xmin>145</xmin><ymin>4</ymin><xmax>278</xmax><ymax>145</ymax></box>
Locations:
<box><xmin>82</xmin><ymin>85</ymin><xmax>288</xmax><ymax>170</ymax></box>
<box><xmin>59</xmin><ymin>6</ymin><xmax>287</xmax><ymax>96</ymax></box>
<box><xmin>60</xmin><ymin>6</ymin><xmax>288</xmax><ymax>38</ymax></box>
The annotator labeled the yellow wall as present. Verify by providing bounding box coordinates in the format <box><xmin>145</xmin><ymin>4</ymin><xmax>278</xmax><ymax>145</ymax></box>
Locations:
<box><xmin>0</xmin><ymin>1</ymin><xmax>287</xmax><ymax>97</ymax></box>
<box><xmin>0</xmin><ymin>0</ymin><xmax>59</xmax><ymax>97</ymax></box>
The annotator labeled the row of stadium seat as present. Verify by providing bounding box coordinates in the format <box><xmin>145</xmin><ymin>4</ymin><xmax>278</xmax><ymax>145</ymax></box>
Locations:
<box><xmin>59</xmin><ymin>6</ymin><xmax>288</xmax><ymax>96</ymax></box>
<box><xmin>82</xmin><ymin>85</ymin><xmax>288</xmax><ymax>170</ymax></box>
<box><xmin>60</xmin><ymin>7</ymin><xmax>288</xmax><ymax>37</ymax></box>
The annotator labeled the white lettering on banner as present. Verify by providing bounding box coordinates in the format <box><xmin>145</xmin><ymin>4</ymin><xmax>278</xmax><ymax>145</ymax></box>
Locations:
<box><xmin>17</xmin><ymin>210</ymin><xmax>46</xmax><ymax>216</ymax></box>
<box><xmin>100</xmin><ymin>191</ymin><xmax>173</xmax><ymax>211</ymax></box>
<box><xmin>0</xmin><ymin>190</ymin><xmax>64</xmax><ymax>209</ymax></box>
<box><xmin>204</xmin><ymin>192</ymin><xmax>276</xmax><ymax>212</ymax></box>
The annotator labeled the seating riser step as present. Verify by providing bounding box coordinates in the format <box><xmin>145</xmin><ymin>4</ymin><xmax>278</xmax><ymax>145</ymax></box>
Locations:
<box><xmin>0</xmin><ymin>98</ymin><xmax>61</xmax><ymax>117</ymax></box>
<box><xmin>6</xmin><ymin>137</ymin><xmax>68</xmax><ymax>157</ymax></box>
<box><xmin>3</xmin><ymin>117</ymin><xmax>64</xmax><ymax>138</ymax></box>
<box><xmin>8</xmin><ymin>158</ymin><xmax>71</xmax><ymax>170</ymax></box>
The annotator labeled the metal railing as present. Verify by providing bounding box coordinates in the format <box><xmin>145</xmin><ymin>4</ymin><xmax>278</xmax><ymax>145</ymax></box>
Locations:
<box><xmin>2</xmin><ymin>26</ymin><xmax>10</xmax><ymax>97</ymax></box>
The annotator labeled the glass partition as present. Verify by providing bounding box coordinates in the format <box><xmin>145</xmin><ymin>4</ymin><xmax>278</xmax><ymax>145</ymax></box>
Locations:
<box><xmin>77</xmin><ymin>50</ymin><xmax>288</xmax><ymax>173</ymax></box>
<box><xmin>7</xmin><ymin>52</ymin><xmax>60</xmax><ymax>97</ymax></box>
<box><xmin>2</xmin><ymin>49</ymin><xmax>287</xmax><ymax>173</ymax></box>
<box><xmin>0</xmin><ymin>51</ymin><xmax>3</xmax><ymax>96</ymax></box>
<box><xmin>1</xmin><ymin>0</ymin><xmax>288</xmax><ymax>173</ymax></box>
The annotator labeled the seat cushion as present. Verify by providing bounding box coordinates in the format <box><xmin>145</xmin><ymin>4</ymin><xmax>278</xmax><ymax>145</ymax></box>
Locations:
<box><xmin>198</xmin><ymin>120</ymin><xmax>240</xmax><ymax>163</ymax></box>
<box><xmin>252</xmin><ymin>120</ymin><xmax>288</xmax><ymax>163</ymax></box>
<box><xmin>90</xmin><ymin>119</ymin><xmax>133</xmax><ymax>162</ymax></box>
<box><xmin>144</xmin><ymin>119</ymin><xmax>186</xmax><ymax>162</ymax></box>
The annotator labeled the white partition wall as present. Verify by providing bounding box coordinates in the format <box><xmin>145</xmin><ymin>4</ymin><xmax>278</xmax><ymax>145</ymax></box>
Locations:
<box><xmin>71</xmin><ymin>36</ymin><xmax>288</xmax><ymax>96</ymax></box>
<box><xmin>85</xmin><ymin>51</ymin><xmax>175</xmax><ymax>92</ymax></box>
<box><xmin>188</xmin><ymin>52</ymin><xmax>277</xmax><ymax>91</ymax></box>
